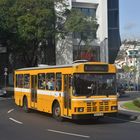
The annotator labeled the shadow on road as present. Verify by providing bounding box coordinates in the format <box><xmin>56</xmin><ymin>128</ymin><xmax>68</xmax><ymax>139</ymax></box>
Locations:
<box><xmin>69</xmin><ymin>116</ymin><xmax>131</xmax><ymax>125</ymax></box>
<box><xmin>15</xmin><ymin>107</ymin><xmax>130</xmax><ymax>126</ymax></box>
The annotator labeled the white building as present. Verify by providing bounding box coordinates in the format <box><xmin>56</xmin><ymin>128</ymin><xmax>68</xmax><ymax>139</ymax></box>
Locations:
<box><xmin>125</xmin><ymin>49</ymin><xmax>139</xmax><ymax>67</ymax></box>
<box><xmin>115</xmin><ymin>40</ymin><xmax>140</xmax><ymax>90</ymax></box>
<box><xmin>56</xmin><ymin>0</ymin><xmax>121</xmax><ymax>65</ymax></box>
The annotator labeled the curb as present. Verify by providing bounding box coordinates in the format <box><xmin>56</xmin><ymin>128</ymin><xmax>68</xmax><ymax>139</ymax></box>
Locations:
<box><xmin>118</xmin><ymin>101</ymin><xmax>140</xmax><ymax>121</ymax></box>
<box><xmin>117</xmin><ymin>111</ymin><xmax>139</xmax><ymax>121</ymax></box>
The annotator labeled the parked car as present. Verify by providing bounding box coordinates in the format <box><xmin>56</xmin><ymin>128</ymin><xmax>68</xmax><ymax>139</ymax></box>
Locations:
<box><xmin>123</xmin><ymin>83</ymin><xmax>136</xmax><ymax>91</ymax></box>
<box><xmin>117</xmin><ymin>85</ymin><xmax>125</xmax><ymax>97</ymax></box>
<box><xmin>129</xmin><ymin>83</ymin><xmax>135</xmax><ymax>91</ymax></box>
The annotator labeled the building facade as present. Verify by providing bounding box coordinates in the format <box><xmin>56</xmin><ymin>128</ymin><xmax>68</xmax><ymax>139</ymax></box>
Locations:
<box><xmin>56</xmin><ymin>0</ymin><xmax>121</xmax><ymax>65</ymax></box>
<box><xmin>115</xmin><ymin>40</ymin><xmax>140</xmax><ymax>90</ymax></box>
<box><xmin>108</xmin><ymin>0</ymin><xmax>121</xmax><ymax>63</ymax></box>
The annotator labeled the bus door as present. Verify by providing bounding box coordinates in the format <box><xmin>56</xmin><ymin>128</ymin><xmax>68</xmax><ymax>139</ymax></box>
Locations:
<box><xmin>31</xmin><ymin>75</ymin><xmax>37</xmax><ymax>108</ymax></box>
<box><xmin>63</xmin><ymin>75</ymin><xmax>71</xmax><ymax>117</ymax></box>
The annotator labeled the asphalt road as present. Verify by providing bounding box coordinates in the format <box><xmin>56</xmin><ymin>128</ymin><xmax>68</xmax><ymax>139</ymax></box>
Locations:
<box><xmin>119</xmin><ymin>91</ymin><xmax>140</xmax><ymax>101</ymax></box>
<box><xmin>0</xmin><ymin>97</ymin><xmax>140</xmax><ymax>140</ymax></box>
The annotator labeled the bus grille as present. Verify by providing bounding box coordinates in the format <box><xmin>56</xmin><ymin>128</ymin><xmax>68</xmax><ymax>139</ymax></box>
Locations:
<box><xmin>86</xmin><ymin>101</ymin><xmax>109</xmax><ymax>112</ymax></box>
<box><xmin>99</xmin><ymin>101</ymin><xmax>109</xmax><ymax>111</ymax></box>
<box><xmin>99</xmin><ymin>101</ymin><xmax>108</xmax><ymax>106</ymax></box>
<box><xmin>86</xmin><ymin>102</ymin><xmax>97</xmax><ymax>112</ymax></box>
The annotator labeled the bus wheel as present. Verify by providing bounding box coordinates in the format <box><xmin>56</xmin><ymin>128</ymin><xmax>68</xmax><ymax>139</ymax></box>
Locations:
<box><xmin>23</xmin><ymin>97</ymin><xmax>30</xmax><ymax>113</ymax></box>
<box><xmin>53</xmin><ymin>102</ymin><xmax>63</xmax><ymax>121</ymax></box>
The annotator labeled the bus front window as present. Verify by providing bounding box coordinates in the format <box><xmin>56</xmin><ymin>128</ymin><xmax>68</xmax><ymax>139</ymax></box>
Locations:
<box><xmin>73</xmin><ymin>73</ymin><xmax>116</xmax><ymax>96</ymax></box>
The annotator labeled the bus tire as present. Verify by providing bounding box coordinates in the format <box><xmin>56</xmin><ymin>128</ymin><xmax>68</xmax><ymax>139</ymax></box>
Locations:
<box><xmin>52</xmin><ymin>102</ymin><xmax>63</xmax><ymax>121</ymax></box>
<box><xmin>23</xmin><ymin>97</ymin><xmax>30</xmax><ymax>113</ymax></box>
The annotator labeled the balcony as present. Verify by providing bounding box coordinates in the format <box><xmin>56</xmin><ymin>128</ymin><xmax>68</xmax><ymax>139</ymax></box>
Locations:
<box><xmin>72</xmin><ymin>0</ymin><xmax>99</xmax><ymax>4</ymax></box>
<box><xmin>72</xmin><ymin>0</ymin><xmax>99</xmax><ymax>7</ymax></box>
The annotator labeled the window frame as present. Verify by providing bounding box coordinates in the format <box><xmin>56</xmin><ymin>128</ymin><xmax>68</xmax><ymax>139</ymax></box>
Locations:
<box><xmin>16</xmin><ymin>74</ymin><xmax>23</xmax><ymax>88</ymax></box>
<box><xmin>46</xmin><ymin>73</ymin><xmax>55</xmax><ymax>91</ymax></box>
<box><xmin>56</xmin><ymin>73</ymin><xmax>62</xmax><ymax>91</ymax></box>
<box><xmin>23</xmin><ymin>74</ymin><xmax>30</xmax><ymax>89</ymax></box>
<box><xmin>38</xmin><ymin>73</ymin><xmax>46</xmax><ymax>90</ymax></box>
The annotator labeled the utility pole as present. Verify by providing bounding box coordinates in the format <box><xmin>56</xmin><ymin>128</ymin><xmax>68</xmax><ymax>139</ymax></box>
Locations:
<box><xmin>4</xmin><ymin>67</ymin><xmax>8</xmax><ymax>94</ymax></box>
<box><xmin>137</xmin><ymin>55</ymin><xmax>140</xmax><ymax>91</ymax></box>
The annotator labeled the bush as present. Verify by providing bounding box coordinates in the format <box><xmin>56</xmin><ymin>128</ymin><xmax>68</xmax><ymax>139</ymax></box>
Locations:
<box><xmin>133</xmin><ymin>98</ymin><xmax>140</xmax><ymax>108</ymax></box>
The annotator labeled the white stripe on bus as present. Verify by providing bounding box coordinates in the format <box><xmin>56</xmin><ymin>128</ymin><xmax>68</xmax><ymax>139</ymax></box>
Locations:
<box><xmin>15</xmin><ymin>88</ymin><xmax>31</xmax><ymax>93</ymax></box>
<box><xmin>14</xmin><ymin>88</ymin><xmax>64</xmax><ymax>97</ymax></box>
<box><xmin>72</xmin><ymin>98</ymin><xmax>117</xmax><ymax>101</ymax></box>
<box><xmin>14</xmin><ymin>88</ymin><xmax>117</xmax><ymax>101</ymax></box>
<box><xmin>37</xmin><ymin>90</ymin><xmax>64</xmax><ymax>97</ymax></box>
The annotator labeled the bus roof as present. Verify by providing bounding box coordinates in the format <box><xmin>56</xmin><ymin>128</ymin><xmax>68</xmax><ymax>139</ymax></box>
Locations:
<box><xmin>15</xmin><ymin>61</ymin><xmax>112</xmax><ymax>71</ymax></box>
<box><xmin>16</xmin><ymin>64</ymin><xmax>72</xmax><ymax>71</ymax></box>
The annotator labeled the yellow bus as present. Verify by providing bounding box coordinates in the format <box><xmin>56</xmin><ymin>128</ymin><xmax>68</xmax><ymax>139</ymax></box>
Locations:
<box><xmin>14</xmin><ymin>61</ymin><xmax>118</xmax><ymax>120</ymax></box>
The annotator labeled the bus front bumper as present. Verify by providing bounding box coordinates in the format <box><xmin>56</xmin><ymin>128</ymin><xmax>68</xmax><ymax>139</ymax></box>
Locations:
<box><xmin>72</xmin><ymin>112</ymin><xmax>118</xmax><ymax>120</ymax></box>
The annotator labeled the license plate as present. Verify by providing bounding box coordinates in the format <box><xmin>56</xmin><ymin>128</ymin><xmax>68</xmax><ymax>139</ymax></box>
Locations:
<box><xmin>94</xmin><ymin>113</ymin><xmax>104</xmax><ymax>116</ymax></box>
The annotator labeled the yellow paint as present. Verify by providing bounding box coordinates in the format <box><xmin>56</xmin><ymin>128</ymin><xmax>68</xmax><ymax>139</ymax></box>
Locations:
<box><xmin>14</xmin><ymin>62</ymin><xmax>118</xmax><ymax>119</ymax></box>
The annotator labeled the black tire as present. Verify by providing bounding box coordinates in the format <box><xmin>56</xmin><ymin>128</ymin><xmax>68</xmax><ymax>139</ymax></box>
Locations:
<box><xmin>23</xmin><ymin>97</ymin><xmax>30</xmax><ymax>113</ymax></box>
<box><xmin>52</xmin><ymin>102</ymin><xmax>63</xmax><ymax>121</ymax></box>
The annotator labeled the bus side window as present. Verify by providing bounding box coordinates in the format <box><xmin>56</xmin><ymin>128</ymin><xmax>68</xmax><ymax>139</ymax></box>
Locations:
<box><xmin>15</xmin><ymin>74</ymin><xmax>18</xmax><ymax>87</ymax></box>
<box><xmin>24</xmin><ymin>74</ymin><xmax>30</xmax><ymax>88</ymax></box>
<box><xmin>17</xmin><ymin>74</ymin><xmax>23</xmax><ymax>88</ymax></box>
<box><xmin>69</xmin><ymin>75</ymin><xmax>72</xmax><ymax>88</ymax></box>
<box><xmin>56</xmin><ymin>73</ymin><xmax>62</xmax><ymax>91</ymax></box>
<box><xmin>38</xmin><ymin>73</ymin><xmax>45</xmax><ymax>90</ymax></box>
<box><xmin>46</xmin><ymin>73</ymin><xmax>55</xmax><ymax>91</ymax></box>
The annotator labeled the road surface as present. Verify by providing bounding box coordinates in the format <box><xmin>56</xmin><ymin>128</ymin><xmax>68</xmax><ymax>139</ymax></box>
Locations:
<box><xmin>0</xmin><ymin>97</ymin><xmax>140</xmax><ymax>140</ymax></box>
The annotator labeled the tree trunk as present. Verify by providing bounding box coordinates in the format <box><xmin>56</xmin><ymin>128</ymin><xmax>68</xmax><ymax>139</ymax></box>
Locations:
<box><xmin>46</xmin><ymin>36</ymin><xmax>56</xmax><ymax>65</ymax></box>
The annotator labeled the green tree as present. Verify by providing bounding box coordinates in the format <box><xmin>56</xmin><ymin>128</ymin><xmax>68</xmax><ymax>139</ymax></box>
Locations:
<box><xmin>0</xmin><ymin>0</ymin><xmax>69</xmax><ymax>67</ymax></box>
<box><xmin>122</xmin><ymin>65</ymin><xmax>137</xmax><ymax>73</ymax></box>
<box><xmin>64</xmin><ymin>9</ymin><xmax>98</xmax><ymax>60</ymax></box>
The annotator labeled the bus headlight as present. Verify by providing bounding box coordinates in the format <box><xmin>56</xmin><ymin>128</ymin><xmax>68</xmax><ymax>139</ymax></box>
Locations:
<box><xmin>77</xmin><ymin>107</ymin><xmax>84</xmax><ymax>112</ymax></box>
<box><xmin>111</xmin><ymin>106</ymin><xmax>117</xmax><ymax>110</ymax></box>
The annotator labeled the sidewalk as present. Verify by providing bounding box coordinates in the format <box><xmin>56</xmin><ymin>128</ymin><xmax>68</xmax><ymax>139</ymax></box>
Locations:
<box><xmin>118</xmin><ymin>101</ymin><xmax>140</xmax><ymax>121</ymax></box>
<box><xmin>125</xmin><ymin>91</ymin><xmax>140</xmax><ymax>94</ymax></box>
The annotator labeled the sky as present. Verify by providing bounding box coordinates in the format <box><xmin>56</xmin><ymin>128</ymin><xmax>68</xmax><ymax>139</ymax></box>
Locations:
<box><xmin>119</xmin><ymin>0</ymin><xmax>140</xmax><ymax>40</ymax></box>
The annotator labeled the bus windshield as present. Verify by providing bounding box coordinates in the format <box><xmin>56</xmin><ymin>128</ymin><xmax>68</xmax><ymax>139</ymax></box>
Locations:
<box><xmin>73</xmin><ymin>73</ymin><xmax>116</xmax><ymax>96</ymax></box>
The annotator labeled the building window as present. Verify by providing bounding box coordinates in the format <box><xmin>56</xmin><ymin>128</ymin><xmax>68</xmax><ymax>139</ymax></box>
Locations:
<box><xmin>108</xmin><ymin>0</ymin><xmax>119</xmax><ymax>9</ymax></box>
<box><xmin>108</xmin><ymin>10</ymin><xmax>119</xmax><ymax>28</ymax></box>
<box><xmin>73</xmin><ymin>7</ymin><xmax>96</xmax><ymax>17</ymax></box>
<box><xmin>73</xmin><ymin>45</ymin><xmax>100</xmax><ymax>61</ymax></box>
<box><xmin>81</xmin><ymin>8</ymin><xmax>96</xmax><ymax>16</ymax></box>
